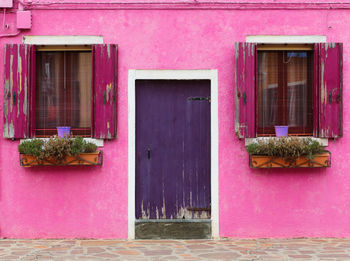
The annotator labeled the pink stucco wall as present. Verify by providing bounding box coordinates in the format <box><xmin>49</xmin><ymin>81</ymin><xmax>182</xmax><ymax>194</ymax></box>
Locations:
<box><xmin>1</xmin><ymin>1</ymin><xmax>350</xmax><ymax>238</ymax></box>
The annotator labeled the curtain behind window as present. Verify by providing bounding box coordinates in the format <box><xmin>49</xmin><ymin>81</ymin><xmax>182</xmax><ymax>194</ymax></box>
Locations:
<box><xmin>35</xmin><ymin>51</ymin><xmax>92</xmax><ymax>134</ymax></box>
<box><xmin>257</xmin><ymin>51</ymin><xmax>310</xmax><ymax>131</ymax></box>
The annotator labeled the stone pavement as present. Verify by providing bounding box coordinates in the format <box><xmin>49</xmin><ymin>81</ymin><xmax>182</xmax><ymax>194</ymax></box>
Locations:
<box><xmin>1</xmin><ymin>238</ymin><xmax>350</xmax><ymax>260</ymax></box>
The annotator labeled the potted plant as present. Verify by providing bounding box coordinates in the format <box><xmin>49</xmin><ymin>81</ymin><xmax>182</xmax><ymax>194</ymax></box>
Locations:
<box><xmin>246</xmin><ymin>137</ymin><xmax>330</xmax><ymax>168</ymax></box>
<box><xmin>18</xmin><ymin>136</ymin><xmax>102</xmax><ymax>167</ymax></box>
<box><xmin>274</xmin><ymin>126</ymin><xmax>288</xmax><ymax>137</ymax></box>
<box><xmin>56</xmin><ymin>126</ymin><xmax>71</xmax><ymax>138</ymax></box>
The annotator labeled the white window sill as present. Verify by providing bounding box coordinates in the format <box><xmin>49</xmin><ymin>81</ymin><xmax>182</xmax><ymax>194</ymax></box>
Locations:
<box><xmin>245</xmin><ymin>137</ymin><xmax>328</xmax><ymax>147</ymax></box>
<box><xmin>20</xmin><ymin>138</ymin><xmax>104</xmax><ymax>147</ymax></box>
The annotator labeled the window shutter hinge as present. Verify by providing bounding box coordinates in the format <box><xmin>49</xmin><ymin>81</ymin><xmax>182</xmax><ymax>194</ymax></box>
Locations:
<box><xmin>337</xmin><ymin>93</ymin><xmax>341</xmax><ymax>103</ymax></box>
<box><xmin>13</xmin><ymin>91</ymin><xmax>16</xmax><ymax>106</ymax></box>
<box><xmin>188</xmin><ymin>97</ymin><xmax>211</xmax><ymax>102</ymax></box>
<box><xmin>237</xmin><ymin>91</ymin><xmax>247</xmax><ymax>105</ymax></box>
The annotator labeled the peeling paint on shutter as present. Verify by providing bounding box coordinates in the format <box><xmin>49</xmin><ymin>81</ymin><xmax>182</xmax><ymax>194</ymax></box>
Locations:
<box><xmin>92</xmin><ymin>44</ymin><xmax>117</xmax><ymax>139</ymax></box>
<box><xmin>3</xmin><ymin>44</ymin><xmax>31</xmax><ymax>139</ymax></box>
<box><xmin>318</xmin><ymin>43</ymin><xmax>342</xmax><ymax>138</ymax></box>
<box><xmin>29</xmin><ymin>46</ymin><xmax>36</xmax><ymax>138</ymax></box>
<box><xmin>313</xmin><ymin>43</ymin><xmax>320</xmax><ymax>137</ymax></box>
<box><xmin>234</xmin><ymin>42</ymin><xmax>256</xmax><ymax>138</ymax></box>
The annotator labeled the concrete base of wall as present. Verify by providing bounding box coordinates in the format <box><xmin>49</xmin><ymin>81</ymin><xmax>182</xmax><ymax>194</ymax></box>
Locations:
<box><xmin>135</xmin><ymin>220</ymin><xmax>211</xmax><ymax>239</ymax></box>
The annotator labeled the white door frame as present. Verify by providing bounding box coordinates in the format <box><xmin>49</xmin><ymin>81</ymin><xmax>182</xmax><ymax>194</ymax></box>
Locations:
<box><xmin>128</xmin><ymin>69</ymin><xmax>219</xmax><ymax>239</ymax></box>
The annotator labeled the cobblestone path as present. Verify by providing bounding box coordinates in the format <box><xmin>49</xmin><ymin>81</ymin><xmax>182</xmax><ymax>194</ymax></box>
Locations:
<box><xmin>1</xmin><ymin>238</ymin><xmax>350</xmax><ymax>260</ymax></box>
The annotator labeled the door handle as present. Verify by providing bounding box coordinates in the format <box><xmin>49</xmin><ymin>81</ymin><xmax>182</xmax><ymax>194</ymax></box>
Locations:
<box><xmin>147</xmin><ymin>146</ymin><xmax>151</xmax><ymax>159</ymax></box>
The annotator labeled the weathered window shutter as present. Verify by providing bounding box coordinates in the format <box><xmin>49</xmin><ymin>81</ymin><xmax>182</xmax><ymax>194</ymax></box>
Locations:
<box><xmin>92</xmin><ymin>44</ymin><xmax>118</xmax><ymax>139</ymax></box>
<box><xmin>235</xmin><ymin>42</ymin><xmax>256</xmax><ymax>138</ymax></box>
<box><xmin>29</xmin><ymin>46</ymin><xmax>36</xmax><ymax>138</ymax></box>
<box><xmin>3</xmin><ymin>44</ymin><xmax>31</xmax><ymax>139</ymax></box>
<box><xmin>313</xmin><ymin>44</ymin><xmax>320</xmax><ymax>137</ymax></box>
<box><xmin>317</xmin><ymin>43</ymin><xmax>343</xmax><ymax>138</ymax></box>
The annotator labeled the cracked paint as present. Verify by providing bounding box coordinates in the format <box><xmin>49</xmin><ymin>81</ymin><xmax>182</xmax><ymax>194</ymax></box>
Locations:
<box><xmin>93</xmin><ymin>44</ymin><xmax>117</xmax><ymax>139</ymax></box>
<box><xmin>319</xmin><ymin>43</ymin><xmax>342</xmax><ymax>138</ymax></box>
<box><xmin>235</xmin><ymin>42</ymin><xmax>256</xmax><ymax>138</ymax></box>
<box><xmin>106</xmin><ymin>83</ymin><xmax>112</xmax><ymax>102</ymax></box>
<box><xmin>3</xmin><ymin>44</ymin><xmax>30</xmax><ymax>138</ymax></box>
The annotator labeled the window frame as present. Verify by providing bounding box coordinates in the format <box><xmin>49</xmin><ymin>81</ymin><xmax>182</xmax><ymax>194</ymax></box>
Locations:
<box><xmin>256</xmin><ymin>46</ymin><xmax>314</xmax><ymax>136</ymax></box>
<box><xmin>33</xmin><ymin>46</ymin><xmax>93</xmax><ymax>137</ymax></box>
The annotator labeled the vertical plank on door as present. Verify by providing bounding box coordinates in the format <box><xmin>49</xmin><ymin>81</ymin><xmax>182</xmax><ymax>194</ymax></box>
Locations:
<box><xmin>136</xmin><ymin>80</ymin><xmax>211</xmax><ymax>219</ymax></box>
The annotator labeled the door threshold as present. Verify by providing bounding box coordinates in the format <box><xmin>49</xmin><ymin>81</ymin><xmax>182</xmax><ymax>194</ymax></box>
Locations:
<box><xmin>135</xmin><ymin>220</ymin><xmax>212</xmax><ymax>239</ymax></box>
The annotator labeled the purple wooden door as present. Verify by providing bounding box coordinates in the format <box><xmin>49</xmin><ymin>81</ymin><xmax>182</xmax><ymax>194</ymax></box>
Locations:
<box><xmin>136</xmin><ymin>80</ymin><xmax>211</xmax><ymax>220</ymax></box>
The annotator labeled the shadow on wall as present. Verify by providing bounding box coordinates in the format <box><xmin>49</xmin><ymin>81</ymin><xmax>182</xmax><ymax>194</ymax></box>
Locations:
<box><xmin>21</xmin><ymin>165</ymin><xmax>104</xmax><ymax>176</ymax></box>
<box><xmin>250</xmin><ymin>167</ymin><xmax>328</xmax><ymax>177</ymax></box>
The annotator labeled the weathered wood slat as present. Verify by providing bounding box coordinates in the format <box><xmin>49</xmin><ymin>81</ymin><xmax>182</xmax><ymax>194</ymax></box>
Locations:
<box><xmin>3</xmin><ymin>44</ymin><xmax>31</xmax><ymax>139</ymax></box>
<box><xmin>235</xmin><ymin>42</ymin><xmax>256</xmax><ymax>138</ymax></box>
<box><xmin>92</xmin><ymin>44</ymin><xmax>117</xmax><ymax>139</ymax></box>
<box><xmin>313</xmin><ymin>43</ymin><xmax>320</xmax><ymax>137</ymax></box>
<box><xmin>318</xmin><ymin>43</ymin><xmax>343</xmax><ymax>138</ymax></box>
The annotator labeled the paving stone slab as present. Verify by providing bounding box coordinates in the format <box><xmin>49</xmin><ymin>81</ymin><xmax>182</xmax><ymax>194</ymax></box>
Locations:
<box><xmin>1</xmin><ymin>238</ymin><xmax>350</xmax><ymax>260</ymax></box>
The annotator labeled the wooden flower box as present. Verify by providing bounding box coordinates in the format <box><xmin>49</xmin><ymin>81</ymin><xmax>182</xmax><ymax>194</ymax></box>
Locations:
<box><xmin>20</xmin><ymin>151</ymin><xmax>103</xmax><ymax>167</ymax></box>
<box><xmin>249</xmin><ymin>152</ymin><xmax>331</xmax><ymax>168</ymax></box>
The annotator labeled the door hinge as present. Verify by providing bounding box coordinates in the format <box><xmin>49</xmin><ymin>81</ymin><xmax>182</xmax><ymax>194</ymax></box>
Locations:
<box><xmin>188</xmin><ymin>97</ymin><xmax>211</xmax><ymax>102</ymax></box>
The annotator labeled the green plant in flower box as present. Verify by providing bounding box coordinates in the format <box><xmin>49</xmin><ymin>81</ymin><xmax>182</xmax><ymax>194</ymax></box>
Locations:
<box><xmin>18</xmin><ymin>136</ymin><xmax>98</xmax><ymax>162</ymax></box>
<box><xmin>246</xmin><ymin>137</ymin><xmax>325</xmax><ymax>162</ymax></box>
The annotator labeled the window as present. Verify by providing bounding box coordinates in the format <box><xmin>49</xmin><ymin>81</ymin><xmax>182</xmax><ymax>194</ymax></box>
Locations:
<box><xmin>35</xmin><ymin>50</ymin><xmax>92</xmax><ymax>137</ymax></box>
<box><xmin>3</xmin><ymin>44</ymin><xmax>118</xmax><ymax>139</ymax></box>
<box><xmin>257</xmin><ymin>48</ymin><xmax>313</xmax><ymax>135</ymax></box>
<box><xmin>235</xmin><ymin>42</ymin><xmax>342</xmax><ymax>139</ymax></box>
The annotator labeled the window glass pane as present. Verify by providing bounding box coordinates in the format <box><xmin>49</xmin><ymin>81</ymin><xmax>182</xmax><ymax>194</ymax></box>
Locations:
<box><xmin>286</xmin><ymin>52</ymin><xmax>309</xmax><ymax>128</ymax></box>
<box><xmin>35</xmin><ymin>51</ymin><xmax>92</xmax><ymax>134</ymax></box>
<box><xmin>257</xmin><ymin>52</ymin><xmax>278</xmax><ymax>128</ymax></box>
<box><xmin>257</xmin><ymin>50</ymin><xmax>312</xmax><ymax>135</ymax></box>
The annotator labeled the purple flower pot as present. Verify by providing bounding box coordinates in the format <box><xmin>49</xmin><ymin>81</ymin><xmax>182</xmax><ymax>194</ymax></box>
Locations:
<box><xmin>275</xmin><ymin>126</ymin><xmax>288</xmax><ymax>137</ymax></box>
<box><xmin>56</xmin><ymin>126</ymin><xmax>71</xmax><ymax>138</ymax></box>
